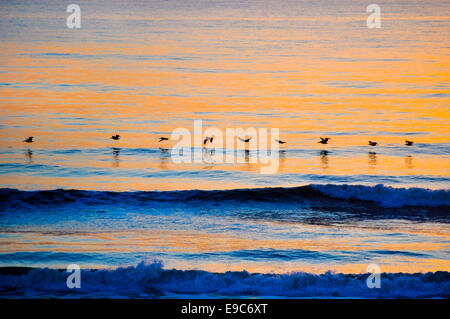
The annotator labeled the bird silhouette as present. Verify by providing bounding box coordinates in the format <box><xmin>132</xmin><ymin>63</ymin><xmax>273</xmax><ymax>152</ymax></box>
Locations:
<box><xmin>238</xmin><ymin>137</ymin><xmax>252</xmax><ymax>143</ymax></box>
<box><xmin>24</xmin><ymin>137</ymin><xmax>33</xmax><ymax>143</ymax></box>
<box><xmin>111</xmin><ymin>134</ymin><xmax>120</xmax><ymax>140</ymax></box>
<box><xmin>274</xmin><ymin>139</ymin><xmax>286</xmax><ymax>144</ymax></box>
<box><xmin>368</xmin><ymin>141</ymin><xmax>378</xmax><ymax>146</ymax></box>
<box><xmin>203</xmin><ymin>136</ymin><xmax>214</xmax><ymax>145</ymax></box>
<box><xmin>318</xmin><ymin>137</ymin><xmax>330</xmax><ymax>144</ymax></box>
<box><xmin>405</xmin><ymin>140</ymin><xmax>414</xmax><ymax>146</ymax></box>
<box><xmin>159</xmin><ymin>137</ymin><xmax>169</xmax><ymax>142</ymax></box>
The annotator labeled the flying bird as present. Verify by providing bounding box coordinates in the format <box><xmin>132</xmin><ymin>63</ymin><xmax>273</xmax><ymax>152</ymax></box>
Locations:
<box><xmin>368</xmin><ymin>141</ymin><xmax>378</xmax><ymax>146</ymax></box>
<box><xmin>405</xmin><ymin>140</ymin><xmax>414</xmax><ymax>146</ymax></box>
<box><xmin>274</xmin><ymin>139</ymin><xmax>286</xmax><ymax>144</ymax></box>
<box><xmin>318</xmin><ymin>137</ymin><xmax>330</xmax><ymax>144</ymax></box>
<box><xmin>111</xmin><ymin>134</ymin><xmax>120</xmax><ymax>140</ymax></box>
<box><xmin>203</xmin><ymin>136</ymin><xmax>214</xmax><ymax>145</ymax></box>
<box><xmin>159</xmin><ymin>137</ymin><xmax>169</xmax><ymax>142</ymax></box>
<box><xmin>24</xmin><ymin>137</ymin><xmax>33</xmax><ymax>143</ymax></box>
<box><xmin>238</xmin><ymin>137</ymin><xmax>252</xmax><ymax>143</ymax></box>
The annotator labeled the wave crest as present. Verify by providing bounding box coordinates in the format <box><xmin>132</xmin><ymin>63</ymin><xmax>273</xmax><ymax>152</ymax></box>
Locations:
<box><xmin>1</xmin><ymin>184</ymin><xmax>449</xmax><ymax>209</ymax></box>
<box><xmin>0</xmin><ymin>261</ymin><xmax>449</xmax><ymax>298</ymax></box>
<box><xmin>311</xmin><ymin>184</ymin><xmax>449</xmax><ymax>208</ymax></box>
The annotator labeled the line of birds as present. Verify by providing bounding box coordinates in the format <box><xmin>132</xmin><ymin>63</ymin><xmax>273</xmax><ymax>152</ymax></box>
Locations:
<box><xmin>23</xmin><ymin>135</ymin><xmax>415</xmax><ymax>146</ymax></box>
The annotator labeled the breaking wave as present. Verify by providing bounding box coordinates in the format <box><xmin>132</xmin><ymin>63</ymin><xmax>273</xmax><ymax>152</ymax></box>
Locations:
<box><xmin>0</xmin><ymin>261</ymin><xmax>449</xmax><ymax>298</ymax></box>
<box><xmin>0</xmin><ymin>184</ymin><xmax>448</xmax><ymax>209</ymax></box>
<box><xmin>310</xmin><ymin>184</ymin><xmax>449</xmax><ymax>208</ymax></box>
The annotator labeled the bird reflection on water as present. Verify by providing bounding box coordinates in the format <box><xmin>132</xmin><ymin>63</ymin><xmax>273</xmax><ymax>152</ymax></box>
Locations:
<box><xmin>112</xmin><ymin>147</ymin><xmax>120</xmax><ymax>167</ymax></box>
<box><xmin>405</xmin><ymin>155</ymin><xmax>414</xmax><ymax>170</ymax></box>
<box><xmin>25</xmin><ymin>149</ymin><xmax>33</xmax><ymax>164</ymax></box>
<box><xmin>368</xmin><ymin>152</ymin><xmax>377</xmax><ymax>168</ymax></box>
<box><xmin>320</xmin><ymin>150</ymin><xmax>329</xmax><ymax>170</ymax></box>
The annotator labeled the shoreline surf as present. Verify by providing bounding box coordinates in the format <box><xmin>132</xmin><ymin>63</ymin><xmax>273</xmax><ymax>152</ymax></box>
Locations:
<box><xmin>0</xmin><ymin>261</ymin><xmax>449</xmax><ymax>298</ymax></box>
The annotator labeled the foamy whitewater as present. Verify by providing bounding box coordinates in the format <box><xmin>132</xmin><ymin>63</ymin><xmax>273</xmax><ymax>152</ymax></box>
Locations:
<box><xmin>0</xmin><ymin>185</ymin><xmax>449</xmax><ymax>298</ymax></box>
<box><xmin>1</xmin><ymin>261</ymin><xmax>449</xmax><ymax>298</ymax></box>
<box><xmin>0</xmin><ymin>0</ymin><xmax>449</xmax><ymax>298</ymax></box>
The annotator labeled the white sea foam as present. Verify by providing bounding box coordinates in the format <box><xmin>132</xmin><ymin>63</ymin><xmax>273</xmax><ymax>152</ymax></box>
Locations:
<box><xmin>0</xmin><ymin>261</ymin><xmax>449</xmax><ymax>298</ymax></box>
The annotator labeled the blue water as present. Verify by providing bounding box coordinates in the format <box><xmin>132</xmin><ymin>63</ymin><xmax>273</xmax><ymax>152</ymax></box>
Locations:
<box><xmin>1</xmin><ymin>261</ymin><xmax>449</xmax><ymax>298</ymax></box>
<box><xmin>0</xmin><ymin>186</ymin><xmax>449</xmax><ymax>297</ymax></box>
<box><xmin>0</xmin><ymin>0</ymin><xmax>449</xmax><ymax>298</ymax></box>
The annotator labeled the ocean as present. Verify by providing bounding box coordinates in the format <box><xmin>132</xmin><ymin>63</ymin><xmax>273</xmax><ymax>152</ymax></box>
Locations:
<box><xmin>0</xmin><ymin>0</ymin><xmax>449</xmax><ymax>298</ymax></box>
